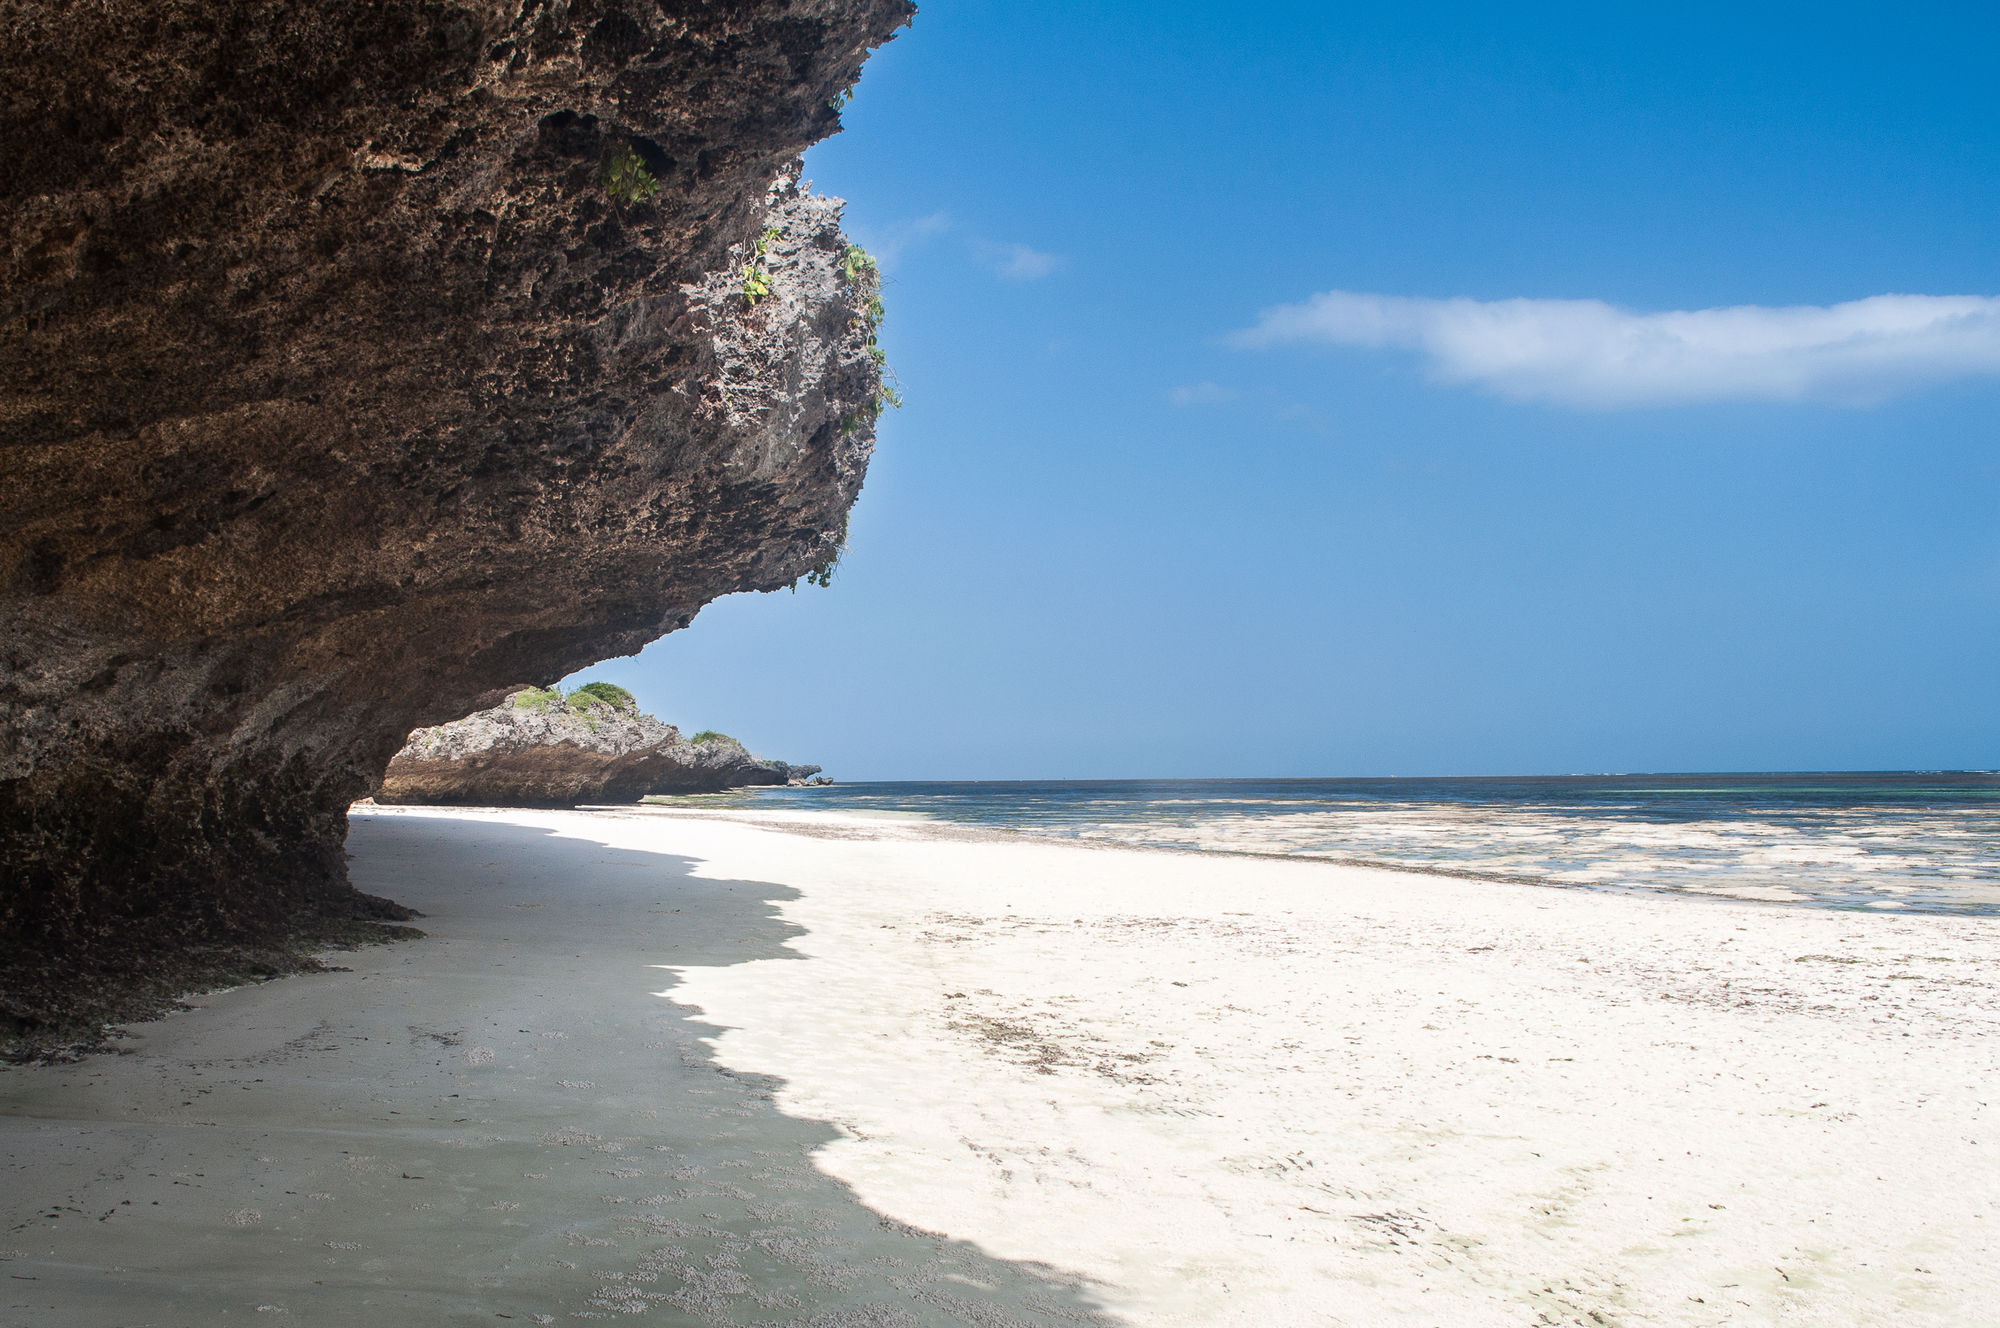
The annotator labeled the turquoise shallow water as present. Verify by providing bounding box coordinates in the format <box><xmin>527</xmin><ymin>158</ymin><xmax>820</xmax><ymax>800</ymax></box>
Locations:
<box><xmin>693</xmin><ymin>772</ymin><xmax>2000</xmax><ymax>915</ymax></box>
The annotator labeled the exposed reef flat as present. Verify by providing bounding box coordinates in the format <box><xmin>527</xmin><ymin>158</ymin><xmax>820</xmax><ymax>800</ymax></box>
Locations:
<box><xmin>0</xmin><ymin>0</ymin><xmax>910</xmax><ymax>1039</ymax></box>
<box><xmin>376</xmin><ymin>685</ymin><xmax>816</xmax><ymax>806</ymax></box>
<box><xmin>4</xmin><ymin>807</ymin><xmax>1995</xmax><ymax>1324</ymax></box>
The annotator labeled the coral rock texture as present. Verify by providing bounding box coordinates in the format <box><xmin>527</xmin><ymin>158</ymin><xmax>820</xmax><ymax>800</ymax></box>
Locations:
<box><xmin>0</xmin><ymin>0</ymin><xmax>911</xmax><ymax>1034</ymax></box>
<box><xmin>376</xmin><ymin>690</ymin><xmax>806</xmax><ymax>806</ymax></box>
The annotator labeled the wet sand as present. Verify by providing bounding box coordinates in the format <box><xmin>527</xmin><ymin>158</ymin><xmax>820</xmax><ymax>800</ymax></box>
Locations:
<box><xmin>4</xmin><ymin>806</ymin><xmax>1997</xmax><ymax>1326</ymax></box>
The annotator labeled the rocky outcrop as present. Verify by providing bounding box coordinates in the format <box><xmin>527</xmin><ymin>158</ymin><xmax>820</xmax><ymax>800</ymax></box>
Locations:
<box><xmin>0</xmin><ymin>0</ymin><xmax>911</xmax><ymax>1039</ymax></box>
<box><xmin>376</xmin><ymin>689</ymin><xmax>808</xmax><ymax>805</ymax></box>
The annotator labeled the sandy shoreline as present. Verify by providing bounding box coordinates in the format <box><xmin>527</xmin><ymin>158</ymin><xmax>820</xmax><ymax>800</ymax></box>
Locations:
<box><xmin>4</xmin><ymin>807</ymin><xmax>1997</xmax><ymax>1326</ymax></box>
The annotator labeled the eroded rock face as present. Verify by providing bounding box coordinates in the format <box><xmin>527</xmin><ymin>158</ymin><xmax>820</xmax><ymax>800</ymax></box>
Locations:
<box><xmin>376</xmin><ymin>691</ymin><xmax>804</xmax><ymax>806</ymax></box>
<box><xmin>0</xmin><ymin>0</ymin><xmax>912</xmax><ymax>1033</ymax></box>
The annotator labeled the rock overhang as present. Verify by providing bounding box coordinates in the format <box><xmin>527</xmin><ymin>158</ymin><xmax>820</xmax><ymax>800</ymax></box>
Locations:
<box><xmin>0</xmin><ymin>0</ymin><xmax>915</xmax><ymax>1042</ymax></box>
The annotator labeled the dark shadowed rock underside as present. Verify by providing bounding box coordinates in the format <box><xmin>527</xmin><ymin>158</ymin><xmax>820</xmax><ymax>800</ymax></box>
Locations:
<box><xmin>0</xmin><ymin>0</ymin><xmax>912</xmax><ymax>1042</ymax></box>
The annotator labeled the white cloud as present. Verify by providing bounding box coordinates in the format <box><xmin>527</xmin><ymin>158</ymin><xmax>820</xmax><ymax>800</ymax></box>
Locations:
<box><xmin>1229</xmin><ymin>290</ymin><xmax>2000</xmax><ymax>407</ymax></box>
<box><xmin>1167</xmin><ymin>381</ymin><xmax>1238</xmax><ymax>407</ymax></box>
<box><xmin>848</xmin><ymin>211</ymin><xmax>949</xmax><ymax>270</ymax></box>
<box><xmin>975</xmin><ymin>240</ymin><xmax>1061</xmax><ymax>281</ymax></box>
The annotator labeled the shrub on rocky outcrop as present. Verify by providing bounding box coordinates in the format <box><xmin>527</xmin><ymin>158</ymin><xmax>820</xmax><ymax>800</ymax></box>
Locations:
<box><xmin>567</xmin><ymin>682</ymin><xmax>637</xmax><ymax>712</ymax></box>
<box><xmin>376</xmin><ymin>694</ymin><xmax>802</xmax><ymax>806</ymax></box>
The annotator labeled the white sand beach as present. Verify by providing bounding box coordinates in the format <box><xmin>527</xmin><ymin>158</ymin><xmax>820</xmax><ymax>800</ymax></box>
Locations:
<box><xmin>4</xmin><ymin>805</ymin><xmax>1997</xmax><ymax>1326</ymax></box>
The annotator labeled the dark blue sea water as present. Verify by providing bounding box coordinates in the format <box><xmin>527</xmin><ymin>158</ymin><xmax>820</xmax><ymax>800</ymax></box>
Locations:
<box><xmin>696</xmin><ymin>772</ymin><xmax>2000</xmax><ymax>915</ymax></box>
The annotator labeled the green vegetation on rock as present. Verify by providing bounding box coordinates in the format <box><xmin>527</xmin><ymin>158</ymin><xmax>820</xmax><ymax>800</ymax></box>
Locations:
<box><xmin>833</xmin><ymin>245</ymin><xmax>902</xmax><ymax>446</ymax></box>
<box><xmin>511</xmin><ymin>686</ymin><xmax>561</xmax><ymax>711</ymax></box>
<box><xmin>799</xmin><ymin>245</ymin><xmax>900</xmax><ymax>596</ymax></box>
<box><xmin>841</xmin><ymin>243</ymin><xmax>902</xmax><ymax>415</ymax></box>
<box><xmin>792</xmin><ymin>508</ymin><xmax>848</xmax><ymax>591</ymax></box>
<box><xmin>840</xmin><ymin>242</ymin><xmax>878</xmax><ymax>287</ymax></box>
<box><xmin>689</xmin><ymin>730</ymin><xmax>732</xmax><ymax>745</ymax></box>
<box><xmin>740</xmin><ymin>226</ymin><xmax>781</xmax><ymax>306</ymax></box>
<box><xmin>599</xmin><ymin>145</ymin><xmax>658</xmax><ymax>208</ymax></box>
<box><xmin>567</xmin><ymin>681</ymin><xmax>636</xmax><ymax>711</ymax></box>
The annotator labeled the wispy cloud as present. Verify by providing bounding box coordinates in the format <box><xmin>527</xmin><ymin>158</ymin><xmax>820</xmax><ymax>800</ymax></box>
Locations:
<box><xmin>974</xmin><ymin>240</ymin><xmax>1062</xmax><ymax>281</ymax></box>
<box><xmin>1167</xmin><ymin>381</ymin><xmax>1238</xmax><ymax>407</ymax></box>
<box><xmin>1230</xmin><ymin>291</ymin><xmax>2000</xmax><ymax>407</ymax></box>
<box><xmin>848</xmin><ymin>217</ymin><xmax>1063</xmax><ymax>283</ymax></box>
<box><xmin>848</xmin><ymin>211</ymin><xmax>950</xmax><ymax>270</ymax></box>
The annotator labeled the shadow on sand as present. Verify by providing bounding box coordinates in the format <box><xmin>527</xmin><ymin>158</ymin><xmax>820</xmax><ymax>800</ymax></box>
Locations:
<box><xmin>2</xmin><ymin>810</ymin><xmax>1119</xmax><ymax>1324</ymax></box>
<box><xmin>337</xmin><ymin>810</ymin><xmax>1120</xmax><ymax>1326</ymax></box>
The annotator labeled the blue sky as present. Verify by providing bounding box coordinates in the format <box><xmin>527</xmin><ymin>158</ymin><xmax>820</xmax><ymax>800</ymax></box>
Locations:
<box><xmin>568</xmin><ymin>1</ymin><xmax>2000</xmax><ymax>778</ymax></box>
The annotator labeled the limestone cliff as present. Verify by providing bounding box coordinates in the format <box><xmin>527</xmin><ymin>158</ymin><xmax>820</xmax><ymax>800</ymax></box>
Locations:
<box><xmin>0</xmin><ymin>0</ymin><xmax>912</xmax><ymax>1039</ymax></box>
<box><xmin>376</xmin><ymin>688</ymin><xmax>810</xmax><ymax>805</ymax></box>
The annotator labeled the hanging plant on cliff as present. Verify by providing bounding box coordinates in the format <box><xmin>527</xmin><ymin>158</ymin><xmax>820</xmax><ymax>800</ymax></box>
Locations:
<box><xmin>740</xmin><ymin>226</ymin><xmax>781</xmax><ymax>306</ymax></box>
<box><xmin>791</xmin><ymin>511</ymin><xmax>848</xmax><ymax>592</ymax></box>
<box><xmin>838</xmin><ymin>243</ymin><xmax>902</xmax><ymax>431</ymax></box>
<box><xmin>784</xmin><ymin>245</ymin><xmax>891</xmax><ymax>592</ymax></box>
<box><xmin>599</xmin><ymin>145</ymin><xmax>658</xmax><ymax>208</ymax></box>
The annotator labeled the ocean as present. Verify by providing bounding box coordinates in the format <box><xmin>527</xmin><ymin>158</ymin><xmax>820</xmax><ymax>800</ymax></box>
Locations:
<box><xmin>698</xmin><ymin>772</ymin><xmax>2000</xmax><ymax>915</ymax></box>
